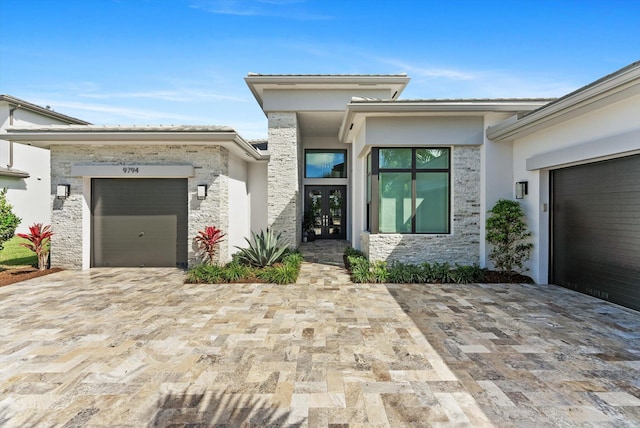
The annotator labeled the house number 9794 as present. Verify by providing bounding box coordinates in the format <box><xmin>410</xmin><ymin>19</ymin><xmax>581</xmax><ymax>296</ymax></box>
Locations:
<box><xmin>123</xmin><ymin>167</ymin><xmax>139</xmax><ymax>174</ymax></box>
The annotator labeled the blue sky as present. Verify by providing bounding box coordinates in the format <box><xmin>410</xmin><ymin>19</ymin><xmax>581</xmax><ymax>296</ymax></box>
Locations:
<box><xmin>1</xmin><ymin>0</ymin><xmax>638</xmax><ymax>139</ymax></box>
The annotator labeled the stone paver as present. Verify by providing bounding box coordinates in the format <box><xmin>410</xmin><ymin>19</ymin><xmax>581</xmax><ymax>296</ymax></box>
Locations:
<box><xmin>0</xmin><ymin>240</ymin><xmax>638</xmax><ymax>427</ymax></box>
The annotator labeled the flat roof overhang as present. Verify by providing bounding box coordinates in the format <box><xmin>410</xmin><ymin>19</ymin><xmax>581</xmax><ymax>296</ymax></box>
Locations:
<box><xmin>0</xmin><ymin>167</ymin><xmax>29</xmax><ymax>178</ymax></box>
<box><xmin>245</xmin><ymin>74</ymin><xmax>411</xmax><ymax>110</ymax></box>
<box><xmin>487</xmin><ymin>61</ymin><xmax>640</xmax><ymax>142</ymax></box>
<box><xmin>340</xmin><ymin>99</ymin><xmax>553</xmax><ymax>143</ymax></box>
<box><xmin>3</xmin><ymin>126</ymin><xmax>269</xmax><ymax>161</ymax></box>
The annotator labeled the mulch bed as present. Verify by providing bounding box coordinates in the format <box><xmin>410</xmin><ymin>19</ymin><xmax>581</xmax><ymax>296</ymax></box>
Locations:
<box><xmin>482</xmin><ymin>270</ymin><xmax>535</xmax><ymax>284</ymax></box>
<box><xmin>0</xmin><ymin>267</ymin><xmax>64</xmax><ymax>288</ymax></box>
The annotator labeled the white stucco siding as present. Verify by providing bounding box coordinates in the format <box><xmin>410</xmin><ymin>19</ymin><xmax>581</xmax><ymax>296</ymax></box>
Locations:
<box><xmin>351</xmin><ymin>130</ymin><xmax>368</xmax><ymax>248</ymax></box>
<box><xmin>480</xmin><ymin>113</ymin><xmax>516</xmax><ymax>268</ymax></box>
<box><xmin>365</xmin><ymin>116</ymin><xmax>484</xmax><ymax>147</ymax></box>
<box><xmin>0</xmin><ymin>106</ymin><xmax>73</xmax><ymax>234</ymax></box>
<box><xmin>0</xmin><ymin>144</ymin><xmax>51</xmax><ymax>233</ymax></box>
<box><xmin>262</xmin><ymin>89</ymin><xmax>393</xmax><ymax>112</ymax></box>
<box><xmin>510</xmin><ymin>92</ymin><xmax>640</xmax><ymax>284</ymax></box>
<box><xmin>248</xmin><ymin>161</ymin><xmax>268</xmax><ymax>235</ymax></box>
<box><xmin>228</xmin><ymin>152</ymin><xmax>250</xmax><ymax>257</ymax></box>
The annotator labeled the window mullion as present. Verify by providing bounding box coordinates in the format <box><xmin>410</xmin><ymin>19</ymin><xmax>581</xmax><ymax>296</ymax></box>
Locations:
<box><xmin>371</xmin><ymin>148</ymin><xmax>380</xmax><ymax>234</ymax></box>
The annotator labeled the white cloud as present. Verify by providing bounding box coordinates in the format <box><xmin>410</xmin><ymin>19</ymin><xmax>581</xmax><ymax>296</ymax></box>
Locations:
<box><xmin>78</xmin><ymin>90</ymin><xmax>247</xmax><ymax>103</ymax></box>
<box><xmin>374</xmin><ymin>57</ymin><xmax>478</xmax><ymax>81</ymax></box>
<box><xmin>189</xmin><ymin>0</ymin><xmax>331</xmax><ymax>20</ymax></box>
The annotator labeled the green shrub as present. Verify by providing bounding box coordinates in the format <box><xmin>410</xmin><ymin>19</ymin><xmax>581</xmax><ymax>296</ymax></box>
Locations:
<box><xmin>450</xmin><ymin>264</ymin><xmax>476</xmax><ymax>284</ymax></box>
<box><xmin>370</xmin><ymin>261</ymin><xmax>388</xmax><ymax>283</ymax></box>
<box><xmin>187</xmin><ymin>264</ymin><xmax>225</xmax><ymax>283</ymax></box>
<box><xmin>0</xmin><ymin>188</ymin><xmax>20</xmax><ymax>251</ymax></box>
<box><xmin>282</xmin><ymin>251</ymin><xmax>304</xmax><ymax>266</ymax></box>
<box><xmin>486</xmin><ymin>199</ymin><xmax>533</xmax><ymax>273</ymax></box>
<box><xmin>349</xmin><ymin>256</ymin><xmax>371</xmax><ymax>283</ymax></box>
<box><xmin>222</xmin><ymin>261</ymin><xmax>254</xmax><ymax>282</ymax></box>
<box><xmin>431</xmin><ymin>262</ymin><xmax>452</xmax><ymax>283</ymax></box>
<box><xmin>235</xmin><ymin>229</ymin><xmax>288</xmax><ymax>268</ymax></box>
<box><xmin>257</xmin><ymin>250</ymin><xmax>303</xmax><ymax>284</ymax></box>
<box><xmin>344</xmin><ymin>247</ymin><xmax>366</xmax><ymax>258</ymax></box>
<box><xmin>187</xmin><ymin>249</ymin><xmax>303</xmax><ymax>285</ymax></box>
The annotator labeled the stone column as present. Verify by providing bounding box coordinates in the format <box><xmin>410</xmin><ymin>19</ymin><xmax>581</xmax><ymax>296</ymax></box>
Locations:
<box><xmin>267</xmin><ymin>112</ymin><xmax>300</xmax><ymax>247</ymax></box>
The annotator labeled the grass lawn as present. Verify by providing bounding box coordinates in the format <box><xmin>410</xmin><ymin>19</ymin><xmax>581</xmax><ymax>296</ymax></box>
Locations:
<box><xmin>0</xmin><ymin>236</ymin><xmax>37</xmax><ymax>268</ymax></box>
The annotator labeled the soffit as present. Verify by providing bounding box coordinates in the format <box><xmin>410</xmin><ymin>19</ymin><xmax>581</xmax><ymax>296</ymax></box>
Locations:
<box><xmin>245</xmin><ymin>74</ymin><xmax>410</xmax><ymax>111</ymax></box>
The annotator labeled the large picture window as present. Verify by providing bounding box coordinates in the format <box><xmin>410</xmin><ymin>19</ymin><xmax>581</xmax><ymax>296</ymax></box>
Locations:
<box><xmin>369</xmin><ymin>147</ymin><xmax>450</xmax><ymax>234</ymax></box>
<box><xmin>305</xmin><ymin>150</ymin><xmax>347</xmax><ymax>178</ymax></box>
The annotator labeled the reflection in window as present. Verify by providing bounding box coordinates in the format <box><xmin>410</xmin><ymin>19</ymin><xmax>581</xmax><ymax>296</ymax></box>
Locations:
<box><xmin>305</xmin><ymin>150</ymin><xmax>346</xmax><ymax>178</ymax></box>
<box><xmin>371</xmin><ymin>147</ymin><xmax>450</xmax><ymax>234</ymax></box>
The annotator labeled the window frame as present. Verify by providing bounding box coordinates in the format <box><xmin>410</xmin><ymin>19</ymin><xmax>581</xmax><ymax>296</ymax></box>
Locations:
<box><xmin>369</xmin><ymin>147</ymin><xmax>451</xmax><ymax>234</ymax></box>
<box><xmin>304</xmin><ymin>149</ymin><xmax>347</xmax><ymax>179</ymax></box>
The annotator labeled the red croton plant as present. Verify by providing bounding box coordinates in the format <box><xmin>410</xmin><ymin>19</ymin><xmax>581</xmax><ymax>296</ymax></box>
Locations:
<box><xmin>194</xmin><ymin>226</ymin><xmax>226</xmax><ymax>265</ymax></box>
<box><xmin>17</xmin><ymin>223</ymin><xmax>53</xmax><ymax>271</ymax></box>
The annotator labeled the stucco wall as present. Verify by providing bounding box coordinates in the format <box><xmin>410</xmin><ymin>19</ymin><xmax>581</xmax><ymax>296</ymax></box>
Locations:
<box><xmin>0</xmin><ymin>104</ymin><xmax>74</xmax><ymax>233</ymax></box>
<box><xmin>228</xmin><ymin>152</ymin><xmax>249</xmax><ymax>258</ymax></box>
<box><xmin>248</xmin><ymin>162</ymin><xmax>268</xmax><ymax>234</ymax></box>
<box><xmin>365</xmin><ymin>145</ymin><xmax>481</xmax><ymax>265</ymax></box>
<box><xmin>365</xmin><ymin>116</ymin><xmax>484</xmax><ymax>147</ymax></box>
<box><xmin>511</xmin><ymin>92</ymin><xmax>640</xmax><ymax>283</ymax></box>
<box><xmin>50</xmin><ymin>144</ymin><xmax>230</xmax><ymax>269</ymax></box>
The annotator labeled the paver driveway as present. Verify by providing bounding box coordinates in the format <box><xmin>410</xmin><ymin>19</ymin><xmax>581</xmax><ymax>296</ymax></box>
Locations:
<box><xmin>0</xmin><ymin>242</ymin><xmax>639</xmax><ymax>426</ymax></box>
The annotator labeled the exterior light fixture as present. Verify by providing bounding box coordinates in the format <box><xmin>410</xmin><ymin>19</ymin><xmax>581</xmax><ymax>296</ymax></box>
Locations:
<box><xmin>197</xmin><ymin>184</ymin><xmax>207</xmax><ymax>200</ymax></box>
<box><xmin>56</xmin><ymin>184</ymin><xmax>70</xmax><ymax>199</ymax></box>
<box><xmin>515</xmin><ymin>181</ymin><xmax>528</xmax><ymax>199</ymax></box>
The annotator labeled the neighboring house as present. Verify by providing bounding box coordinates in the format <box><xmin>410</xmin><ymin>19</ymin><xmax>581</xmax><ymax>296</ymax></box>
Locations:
<box><xmin>0</xmin><ymin>95</ymin><xmax>89</xmax><ymax>233</ymax></box>
<box><xmin>4</xmin><ymin>61</ymin><xmax>640</xmax><ymax>311</ymax></box>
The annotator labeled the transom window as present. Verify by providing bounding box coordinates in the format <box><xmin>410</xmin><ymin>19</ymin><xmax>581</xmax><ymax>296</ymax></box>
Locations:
<box><xmin>305</xmin><ymin>150</ymin><xmax>347</xmax><ymax>178</ymax></box>
<box><xmin>368</xmin><ymin>147</ymin><xmax>450</xmax><ymax>234</ymax></box>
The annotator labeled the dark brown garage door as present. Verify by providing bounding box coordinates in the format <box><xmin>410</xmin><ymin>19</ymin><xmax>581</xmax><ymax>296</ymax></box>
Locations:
<box><xmin>551</xmin><ymin>154</ymin><xmax>640</xmax><ymax>311</ymax></box>
<box><xmin>92</xmin><ymin>178</ymin><xmax>188</xmax><ymax>268</ymax></box>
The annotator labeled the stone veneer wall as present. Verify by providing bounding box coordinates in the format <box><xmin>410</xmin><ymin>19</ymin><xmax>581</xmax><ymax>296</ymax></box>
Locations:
<box><xmin>365</xmin><ymin>146</ymin><xmax>481</xmax><ymax>265</ymax></box>
<box><xmin>267</xmin><ymin>112</ymin><xmax>300</xmax><ymax>247</ymax></box>
<box><xmin>50</xmin><ymin>144</ymin><xmax>229</xmax><ymax>269</ymax></box>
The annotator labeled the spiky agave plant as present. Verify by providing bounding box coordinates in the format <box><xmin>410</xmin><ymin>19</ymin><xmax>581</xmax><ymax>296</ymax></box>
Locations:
<box><xmin>194</xmin><ymin>226</ymin><xmax>226</xmax><ymax>265</ymax></box>
<box><xmin>235</xmin><ymin>229</ymin><xmax>288</xmax><ymax>268</ymax></box>
<box><xmin>17</xmin><ymin>223</ymin><xmax>53</xmax><ymax>271</ymax></box>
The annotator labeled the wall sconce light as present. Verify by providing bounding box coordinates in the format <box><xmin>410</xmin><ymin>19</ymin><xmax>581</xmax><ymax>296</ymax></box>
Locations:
<box><xmin>197</xmin><ymin>184</ymin><xmax>207</xmax><ymax>200</ymax></box>
<box><xmin>515</xmin><ymin>181</ymin><xmax>528</xmax><ymax>199</ymax></box>
<box><xmin>56</xmin><ymin>184</ymin><xmax>70</xmax><ymax>199</ymax></box>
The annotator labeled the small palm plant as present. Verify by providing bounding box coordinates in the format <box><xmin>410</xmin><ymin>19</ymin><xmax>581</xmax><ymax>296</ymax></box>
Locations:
<box><xmin>17</xmin><ymin>223</ymin><xmax>53</xmax><ymax>271</ymax></box>
<box><xmin>235</xmin><ymin>229</ymin><xmax>288</xmax><ymax>268</ymax></box>
<box><xmin>194</xmin><ymin>226</ymin><xmax>226</xmax><ymax>265</ymax></box>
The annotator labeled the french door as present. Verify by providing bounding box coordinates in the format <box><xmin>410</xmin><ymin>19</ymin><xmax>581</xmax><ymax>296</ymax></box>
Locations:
<box><xmin>305</xmin><ymin>186</ymin><xmax>346</xmax><ymax>239</ymax></box>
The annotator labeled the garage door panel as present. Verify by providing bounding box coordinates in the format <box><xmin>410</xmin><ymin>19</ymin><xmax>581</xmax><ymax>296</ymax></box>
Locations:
<box><xmin>92</xmin><ymin>178</ymin><xmax>187</xmax><ymax>268</ymax></box>
<box><xmin>552</xmin><ymin>154</ymin><xmax>640</xmax><ymax>311</ymax></box>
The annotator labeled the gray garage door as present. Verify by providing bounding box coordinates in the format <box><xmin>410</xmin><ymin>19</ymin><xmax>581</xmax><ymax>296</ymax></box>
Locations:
<box><xmin>551</xmin><ymin>154</ymin><xmax>640</xmax><ymax>311</ymax></box>
<box><xmin>92</xmin><ymin>178</ymin><xmax>188</xmax><ymax>268</ymax></box>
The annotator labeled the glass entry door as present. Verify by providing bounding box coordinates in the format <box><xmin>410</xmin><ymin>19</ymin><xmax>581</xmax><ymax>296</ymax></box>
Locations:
<box><xmin>305</xmin><ymin>186</ymin><xmax>346</xmax><ymax>239</ymax></box>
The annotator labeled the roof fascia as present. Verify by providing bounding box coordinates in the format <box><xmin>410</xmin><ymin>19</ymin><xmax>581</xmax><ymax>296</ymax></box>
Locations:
<box><xmin>0</xmin><ymin>95</ymin><xmax>90</xmax><ymax>125</ymax></box>
<box><xmin>487</xmin><ymin>63</ymin><xmax>640</xmax><ymax>142</ymax></box>
<box><xmin>3</xmin><ymin>130</ymin><xmax>269</xmax><ymax>161</ymax></box>
<box><xmin>244</xmin><ymin>74</ymin><xmax>411</xmax><ymax>111</ymax></box>
<box><xmin>339</xmin><ymin>100</ymin><xmax>550</xmax><ymax>142</ymax></box>
<box><xmin>0</xmin><ymin>168</ymin><xmax>29</xmax><ymax>178</ymax></box>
